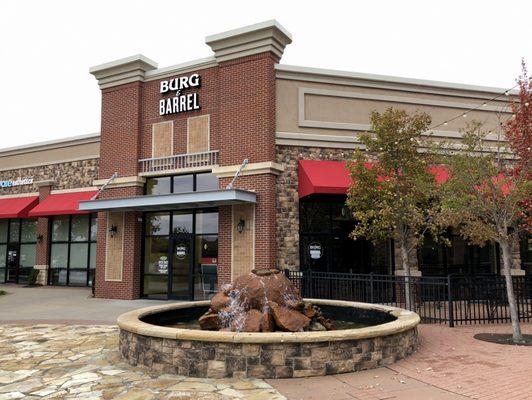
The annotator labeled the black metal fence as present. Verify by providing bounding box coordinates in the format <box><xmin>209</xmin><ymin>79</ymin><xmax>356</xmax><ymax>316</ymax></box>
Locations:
<box><xmin>285</xmin><ymin>270</ymin><xmax>532</xmax><ymax>327</ymax></box>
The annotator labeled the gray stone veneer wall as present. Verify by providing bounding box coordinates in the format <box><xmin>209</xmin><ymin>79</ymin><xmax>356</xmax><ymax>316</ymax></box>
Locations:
<box><xmin>0</xmin><ymin>159</ymin><xmax>99</xmax><ymax>195</ymax></box>
<box><xmin>275</xmin><ymin>145</ymin><xmax>356</xmax><ymax>270</ymax></box>
<box><xmin>119</xmin><ymin>327</ymin><xmax>418</xmax><ymax>379</ymax></box>
<box><xmin>275</xmin><ymin>145</ymin><xmax>524</xmax><ymax>274</ymax></box>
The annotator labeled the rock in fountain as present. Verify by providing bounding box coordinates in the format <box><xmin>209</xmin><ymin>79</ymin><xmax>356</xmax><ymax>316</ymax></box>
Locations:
<box><xmin>198</xmin><ymin>268</ymin><xmax>335</xmax><ymax>332</ymax></box>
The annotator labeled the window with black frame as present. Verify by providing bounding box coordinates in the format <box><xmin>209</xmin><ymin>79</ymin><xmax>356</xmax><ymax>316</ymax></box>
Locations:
<box><xmin>0</xmin><ymin>219</ymin><xmax>37</xmax><ymax>284</ymax></box>
<box><xmin>145</xmin><ymin>172</ymin><xmax>219</xmax><ymax>195</ymax></box>
<box><xmin>142</xmin><ymin>172</ymin><xmax>219</xmax><ymax>299</ymax></box>
<box><xmin>143</xmin><ymin>210</ymin><xmax>218</xmax><ymax>300</ymax></box>
<box><xmin>49</xmin><ymin>214</ymin><xmax>97</xmax><ymax>286</ymax></box>
<box><xmin>299</xmin><ymin>196</ymin><xmax>393</xmax><ymax>275</ymax></box>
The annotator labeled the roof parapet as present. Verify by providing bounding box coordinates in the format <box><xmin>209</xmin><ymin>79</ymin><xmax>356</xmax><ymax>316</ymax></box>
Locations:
<box><xmin>89</xmin><ymin>54</ymin><xmax>158</xmax><ymax>89</ymax></box>
<box><xmin>206</xmin><ymin>19</ymin><xmax>292</xmax><ymax>63</ymax></box>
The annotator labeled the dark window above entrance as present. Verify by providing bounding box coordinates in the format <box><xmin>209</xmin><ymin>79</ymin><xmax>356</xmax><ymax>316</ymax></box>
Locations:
<box><xmin>146</xmin><ymin>172</ymin><xmax>218</xmax><ymax>196</ymax></box>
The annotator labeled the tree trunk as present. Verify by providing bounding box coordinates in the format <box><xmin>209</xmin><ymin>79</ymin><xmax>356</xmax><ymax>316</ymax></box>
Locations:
<box><xmin>499</xmin><ymin>237</ymin><xmax>523</xmax><ymax>343</ymax></box>
<box><xmin>400</xmin><ymin>240</ymin><xmax>412</xmax><ymax>310</ymax></box>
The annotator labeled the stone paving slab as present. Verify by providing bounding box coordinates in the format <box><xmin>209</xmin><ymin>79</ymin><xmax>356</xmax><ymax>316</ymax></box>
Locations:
<box><xmin>0</xmin><ymin>324</ymin><xmax>285</xmax><ymax>400</ymax></box>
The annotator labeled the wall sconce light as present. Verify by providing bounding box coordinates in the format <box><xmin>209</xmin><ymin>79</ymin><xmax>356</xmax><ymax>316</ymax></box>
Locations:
<box><xmin>37</xmin><ymin>234</ymin><xmax>44</xmax><ymax>243</ymax></box>
<box><xmin>237</xmin><ymin>219</ymin><xmax>245</xmax><ymax>234</ymax></box>
<box><xmin>109</xmin><ymin>224</ymin><xmax>118</xmax><ymax>238</ymax></box>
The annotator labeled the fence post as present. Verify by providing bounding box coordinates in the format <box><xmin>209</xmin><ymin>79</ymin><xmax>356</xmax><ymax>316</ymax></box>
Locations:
<box><xmin>447</xmin><ymin>275</ymin><xmax>454</xmax><ymax>328</ymax></box>
<box><xmin>308</xmin><ymin>269</ymin><xmax>314</xmax><ymax>299</ymax></box>
<box><xmin>369</xmin><ymin>273</ymin><xmax>374</xmax><ymax>303</ymax></box>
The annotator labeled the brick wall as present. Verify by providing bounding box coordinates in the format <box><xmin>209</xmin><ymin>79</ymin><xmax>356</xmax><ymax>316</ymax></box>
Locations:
<box><xmin>95</xmin><ymin>52</ymin><xmax>279</xmax><ymax>299</ymax></box>
<box><xmin>139</xmin><ymin>67</ymin><xmax>219</xmax><ymax>159</ymax></box>
<box><xmin>94</xmin><ymin>186</ymin><xmax>143</xmax><ymax>299</ymax></box>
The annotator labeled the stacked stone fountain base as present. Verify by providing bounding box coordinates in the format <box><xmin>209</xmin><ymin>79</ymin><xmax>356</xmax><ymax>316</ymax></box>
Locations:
<box><xmin>199</xmin><ymin>269</ymin><xmax>334</xmax><ymax>332</ymax></box>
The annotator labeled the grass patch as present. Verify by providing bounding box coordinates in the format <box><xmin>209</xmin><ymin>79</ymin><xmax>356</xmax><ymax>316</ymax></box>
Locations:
<box><xmin>0</xmin><ymin>290</ymin><xmax>7</xmax><ymax>296</ymax></box>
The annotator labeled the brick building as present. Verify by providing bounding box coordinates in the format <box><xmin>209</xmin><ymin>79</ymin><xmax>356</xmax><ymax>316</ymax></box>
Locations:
<box><xmin>0</xmin><ymin>21</ymin><xmax>529</xmax><ymax>299</ymax></box>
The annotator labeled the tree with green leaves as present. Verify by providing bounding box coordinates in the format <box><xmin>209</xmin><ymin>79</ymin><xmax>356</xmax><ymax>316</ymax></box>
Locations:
<box><xmin>346</xmin><ymin>108</ymin><xmax>444</xmax><ymax>309</ymax></box>
<box><xmin>440</xmin><ymin>65</ymin><xmax>531</xmax><ymax>342</ymax></box>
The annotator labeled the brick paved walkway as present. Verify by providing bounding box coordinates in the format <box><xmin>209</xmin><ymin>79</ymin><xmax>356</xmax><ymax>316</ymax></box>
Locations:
<box><xmin>390</xmin><ymin>324</ymin><xmax>532</xmax><ymax>400</ymax></box>
<box><xmin>269</xmin><ymin>324</ymin><xmax>532</xmax><ymax>400</ymax></box>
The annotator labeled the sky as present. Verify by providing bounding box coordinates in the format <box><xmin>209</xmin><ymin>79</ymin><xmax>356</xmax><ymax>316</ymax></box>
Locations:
<box><xmin>0</xmin><ymin>0</ymin><xmax>530</xmax><ymax>148</ymax></box>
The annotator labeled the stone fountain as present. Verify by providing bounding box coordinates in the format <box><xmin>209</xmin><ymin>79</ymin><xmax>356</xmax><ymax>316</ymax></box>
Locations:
<box><xmin>198</xmin><ymin>268</ymin><xmax>334</xmax><ymax>332</ymax></box>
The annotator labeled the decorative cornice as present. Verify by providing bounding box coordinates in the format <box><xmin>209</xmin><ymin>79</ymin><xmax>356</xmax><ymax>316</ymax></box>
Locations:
<box><xmin>144</xmin><ymin>57</ymin><xmax>218</xmax><ymax>82</ymax></box>
<box><xmin>0</xmin><ymin>133</ymin><xmax>100</xmax><ymax>157</ymax></box>
<box><xmin>93</xmin><ymin>176</ymin><xmax>146</xmax><ymax>189</ymax></box>
<box><xmin>35</xmin><ymin>180</ymin><xmax>55</xmax><ymax>188</ymax></box>
<box><xmin>212</xmin><ymin>162</ymin><xmax>284</xmax><ymax>178</ymax></box>
<box><xmin>276</xmin><ymin>64</ymin><xmax>519</xmax><ymax>99</ymax></box>
<box><xmin>90</xmin><ymin>54</ymin><xmax>158</xmax><ymax>89</ymax></box>
<box><xmin>51</xmin><ymin>187</ymin><xmax>98</xmax><ymax>194</ymax></box>
<box><xmin>206</xmin><ymin>20</ymin><xmax>292</xmax><ymax>63</ymax></box>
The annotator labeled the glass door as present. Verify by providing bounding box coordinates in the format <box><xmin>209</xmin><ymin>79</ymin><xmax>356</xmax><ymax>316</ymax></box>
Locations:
<box><xmin>169</xmin><ymin>233</ymin><xmax>194</xmax><ymax>300</ymax></box>
<box><xmin>6</xmin><ymin>244</ymin><xmax>19</xmax><ymax>283</ymax></box>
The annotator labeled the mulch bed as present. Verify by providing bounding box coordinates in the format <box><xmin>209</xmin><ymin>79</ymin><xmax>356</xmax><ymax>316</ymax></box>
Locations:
<box><xmin>474</xmin><ymin>333</ymin><xmax>532</xmax><ymax>346</ymax></box>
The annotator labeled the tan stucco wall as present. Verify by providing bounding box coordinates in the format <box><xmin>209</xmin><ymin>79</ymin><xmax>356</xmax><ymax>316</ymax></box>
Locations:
<box><xmin>275</xmin><ymin>68</ymin><xmax>514</xmax><ymax>150</ymax></box>
<box><xmin>0</xmin><ymin>135</ymin><xmax>100</xmax><ymax>171</ymax></box>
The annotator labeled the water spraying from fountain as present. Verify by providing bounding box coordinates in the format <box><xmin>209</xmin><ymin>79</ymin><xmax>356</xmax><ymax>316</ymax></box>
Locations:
<box><xmin>198</xmin><ymin>268</ymin><xmax>335</xmax><ymax>332</ymax></box>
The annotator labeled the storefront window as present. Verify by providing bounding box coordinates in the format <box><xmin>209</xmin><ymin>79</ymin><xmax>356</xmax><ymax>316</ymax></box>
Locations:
<box><xmin>196</xmin><ymin>173</ymin><xmax>219</xmax><ymax>192</ymax></box>
<box><xmin>71</xmin><ymin>215</ymin><xmax>89</xmax><ymax>241</ymax></box>
<box><xmin>299</xmin><ymin>196</ymin><xmax>392</xmax><ymax>274</ymax></box>
<box><xmin>172</xmin><ymin>212</ymin><xmax>193</xmax><ymax>234</ymax></box>
<box><xmin>51</xmin><ymin>243</ymin><xmax>68</xmax><ymax>268</ymax></box>
<box><xmin>195</xmin><ymin>211</ymin><xmax>218</xmax><ymax>234</ymax></box>
<box><xmin>0</xmin><ymin>221</ymin><xmax>7</xmax><ymax>243</ymax></box>
<box><xmin>20</xmin><ymin>220</ymin><xmax>37</xmax><ymax>242</ymax></box>
<box><xmin>143</xmin><ymin>209</ymin><xmax>218</xmax><ymax>300</ymax></box>
<box><xmin>146</xmin><ymin>176</ymin><xmax>172</xmax><ymax>195</ymax></box>
<box><xmin>1</xmin><ymin>219</ymin><xmax>37</xmax><ymax>284</ymax></box>
<box><xmin>0</xmin><ymin>244</ymin><xmax>6</xmax><ymax>282</ymax></box>
<box><xmin>19</xmin><ymin>244</ymin><xmax>36</xmax><ymax>268</ymax></box>
<box><xmin>418</xmin><ymin>234</ymin><xmax>497</xmax><ymax>276</ymax></box>
<box><xmin>145</xmin><ymin>173</ymin><xmax>219</xmax><ymax>196</ymax></box>
<box><xmin>0</xmin><ymin>221</ymin><xmax>6</xmax><ymax>282</ymax></box>
<box><xmin>49</xmin><ymin>214</ymin><xmax>97</xmax><ymax>287</ymax></box>
<box><xmin>9</xmin><ymin>220</ymin><xmax>20</xmax><ymax>242</ymax></box>
<box><xmin>145</xmin><ymin>213</ymin><xmax>170</xmax><ymax>236</ymax></box>
<box><xmin>144</xmin><ymin>236</ymin><xmax>170</xmax><ymax>275</ymax></box>
<box><xmin>173</xmin><ymin>175</ymin><xmax>194</xmax><ymax>193</ymax></box>
<box><xmin>52</xmin><ymin>216</ymin><xmax>69</xmax><ymax>241</ymax></box>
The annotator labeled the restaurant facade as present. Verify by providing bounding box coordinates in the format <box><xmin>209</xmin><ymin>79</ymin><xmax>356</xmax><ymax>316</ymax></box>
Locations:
<box><xmin>0</xmin><ymin>21</ymin><xmax>529</xmax><ymax>300</ymax></box>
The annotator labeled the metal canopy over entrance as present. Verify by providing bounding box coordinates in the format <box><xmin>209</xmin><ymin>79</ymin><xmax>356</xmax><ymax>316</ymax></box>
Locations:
<box><xmin>78</xmin><ymin>189</ymin><xmax>256</xmax><ymax>212</ymax></box>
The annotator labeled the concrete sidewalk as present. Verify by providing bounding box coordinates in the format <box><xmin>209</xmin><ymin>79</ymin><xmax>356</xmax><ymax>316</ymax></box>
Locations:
<box><xmin>0</xmin><ymin>284</ymin><xmax>163</xmax><ymax>324</ymax></box>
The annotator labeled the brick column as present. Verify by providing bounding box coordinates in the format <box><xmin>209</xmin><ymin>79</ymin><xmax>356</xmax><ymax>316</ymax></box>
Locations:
<box><xmin>34</xmin><ymin>180</ymin><xmax>54</xmax><ymax>285</ymax></box>
<box><xmin>90</xmin><ymin>56</ymin><xmax>156</xmax><ymax>299</ymax></box>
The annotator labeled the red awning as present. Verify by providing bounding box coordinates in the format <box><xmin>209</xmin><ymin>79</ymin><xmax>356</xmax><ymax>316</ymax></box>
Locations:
<box><xmin>298</xmin><ymin>160</ymin><xmax>353</xmax><ymax>198</ymax></box>
<box><xmin>298</xmin><ymin>160</ymin><xmax>450</xmax><ymax>198</ymax></box>
<box><xmin>0</xmin><ymin>196</ymin><xmax>39</xmax><ymax>218</ymax></box>
<box><xmin>28</xmin><ymin>190</ymin><xmax>98</xmax><ymax>217</ymax></box>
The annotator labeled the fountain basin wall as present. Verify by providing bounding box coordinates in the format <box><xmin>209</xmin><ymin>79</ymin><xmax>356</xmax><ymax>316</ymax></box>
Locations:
<box><xmin>117</xmin><ymin>299</ymin><xmax>420</xmax><ymax>379</ymax></box>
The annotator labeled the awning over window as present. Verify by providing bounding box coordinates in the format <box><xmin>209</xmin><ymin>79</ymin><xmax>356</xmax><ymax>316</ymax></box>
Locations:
<box><xmin>78</xmin><ymin>189</ymin><xmax>256</xmax><ymax>212</ymax></box>
<box><xmin>28</xmin><ymin>190</ymin><xmax>98</xmax><ymax>217</ymax></box>
<box><xmin>298</xmin><ymin>160</ymin><xmax>450</xmax><ymax>198</ymax></box>
<box><xmin>298</xmin><ymin>160</ymin><xmax>353</xmax><ymax>198</ymax></box>
<box><xmin>0</xmin><ymin>196</ymin><xmax>39</xmax><ymax>219</ymax></box>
